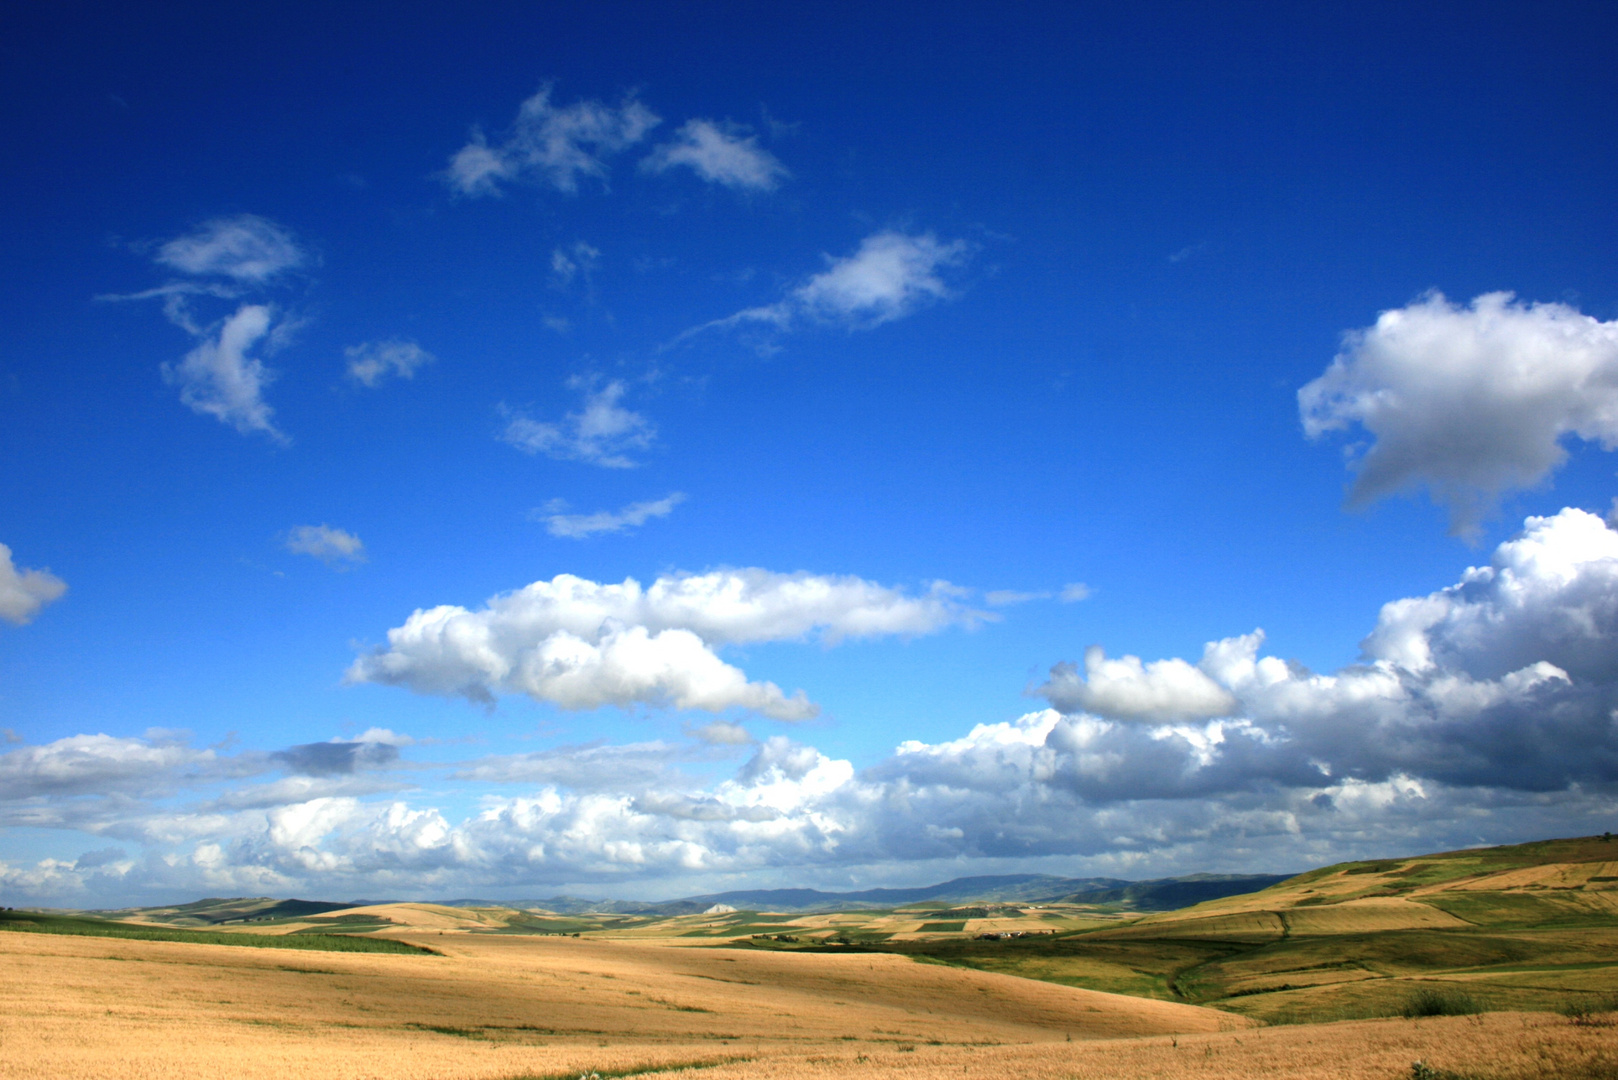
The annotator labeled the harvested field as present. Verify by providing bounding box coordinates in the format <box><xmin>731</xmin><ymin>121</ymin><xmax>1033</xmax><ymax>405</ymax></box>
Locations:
<box><xmin>2</xmin><ymin>924</ymin><xmax>1613</xmax><ymax>1079</ymax></box>
<box><xmin>0</xmin><ymin>921</ymin><xmax>1236</xmax><ymax>1080</ymax></box>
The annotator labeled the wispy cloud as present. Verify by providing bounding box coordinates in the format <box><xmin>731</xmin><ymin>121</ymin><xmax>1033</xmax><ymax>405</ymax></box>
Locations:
<box><xmin>983</xmin><ymin>590</ymin><xmax>1048</xmax><ymax>606</ymax></box>
<box><xmin>155</xmin><ymin>215</ymin><xmax>307</xmax><ymax>283</ymax></box>
<box><xmin>691</xmin><ymin>231</ymin><xmax>973</xmax><ymax>343</ymax></box>
<box><xmin>161</xmin><ymin>304</ymin><xmax>287</xmax><ymax>442</ymax></box>
<box><xmin>549</xmin><ymin>241</ymin><xmax>600</xmax><ymax>289</ymax></box>
<box><xmin>0</xmin><ymin>544</ymin><xmax>67</xmax><ymax>626</ymax></box>
<box><xmin>642</xmin><ymin>119</ymin><xmax>788</xmax><ymax>191</ymax></box>
<box><xmin>535</xmin><ymin>492</ymin><xmax>686</xmax><ymax>539</ymax></box>
<box><xmin>443</xmin><ymin>84</ymin><xmax>660</xmax><ymax>196</ymax></box>
<box><xmin>283</xmin><ymin>525</ymin><xmax>366</xmax><ymax>567</ymax></box>
<box><xmin>344</xmin><ymin>339</ymin><xmax>434</xmax><ymax>388</ymax></box>
<box><xmin>1060</xmin><ymin>582</ymin><xmax>1092</xmax><ymax>602</ymax></box>
<box><xmin>105</xmin><ymin>215</ymin><xmax>307</xmax><ymax>441</ymax></box>
<box><xmin>500</xmin><ymin>378</ymin><xmax>655</xmax><ymax>469</ymax></box>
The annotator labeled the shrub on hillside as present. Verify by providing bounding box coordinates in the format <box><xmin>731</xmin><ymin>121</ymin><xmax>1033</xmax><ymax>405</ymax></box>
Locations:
<box><xmin>1402</xmin><ymin>987</ymin><xmax>1482</xmax><ymax>1018</ymax></box>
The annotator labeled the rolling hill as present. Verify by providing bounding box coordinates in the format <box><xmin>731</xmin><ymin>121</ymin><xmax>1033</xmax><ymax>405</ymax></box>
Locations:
<box><xmin>879</xmin><ymin>834</ymin><xmax>1618</xmax><ymax>1022</ymax></box>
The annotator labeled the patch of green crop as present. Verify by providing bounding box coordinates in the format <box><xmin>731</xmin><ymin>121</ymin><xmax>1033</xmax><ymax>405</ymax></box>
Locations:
<box><xmin>0</xmin><ymin>909</ymin><xmax>433</xmax><ymax>955</ymax></box>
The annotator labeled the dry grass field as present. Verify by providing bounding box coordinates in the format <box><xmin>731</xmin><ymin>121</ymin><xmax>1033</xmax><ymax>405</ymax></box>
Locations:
<box><xmin>5</xmin><ymin>924</ymin><xmax>1615</xmax><ymax>1080</ymax></box>
<box><xmin>8</xmin><ymin>837</ymin><xmax>1618</xmax><ymax>1078</ymax></box>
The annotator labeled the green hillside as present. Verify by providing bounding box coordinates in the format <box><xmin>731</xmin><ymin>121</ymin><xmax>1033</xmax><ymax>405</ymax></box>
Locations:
<box><xmin>877</xmin><ymin>834</ymin><xmax>1618</xmax><ymax>1022</ymax></box>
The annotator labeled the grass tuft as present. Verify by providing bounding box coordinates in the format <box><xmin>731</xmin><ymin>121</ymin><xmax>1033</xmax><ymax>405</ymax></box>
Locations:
<box><xmin>1402</xmin><ymin>988</ymin><xmax>1483</xmax><ymax>1018</ymax></box>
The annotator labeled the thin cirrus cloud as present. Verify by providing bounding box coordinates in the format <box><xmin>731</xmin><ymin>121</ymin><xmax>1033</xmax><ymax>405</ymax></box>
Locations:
<box><xmin>1300</xmin><ymin>291</ymin><xmax>1618</xmax><ymax>534</ymax></box>
<box><xmin>549</xmin><ymin>241</ymin><xmax>601</xmax><ymax>289</ymax></box>
<box><xmin>963</xmin><ymin>581</ymin><xmax>1091</xmax><ymax>607</ymax></box>
<box><xmin>692</xmin><ymin>230</ymin><xmax>974</xmax><ymax>342</ymax></box>
<box><xmin>344</xmin><ymin>339</ymin><xmax>435</xmax><ymax>388</ymax></box>
<box><xmin>641</xmin><ymin>119</ymin><xmax>788</xmax><ymax>191</ymax></box>
<box><xmin>500</xmin><ymin>378</ymin><xmax>655</xmax><ymax>469</ymax></box>
<box><xmin>154</xmin><ymin>215</ymin><xmax>307</xmax><ymax>283</ymax></box>
<box><xmin>443</xmin><ymin>84</ymin><xmax>661</xmax><ymax>196</ymax></box>
<box><xmin>0</xmin><ymin>543</ymin><xmax>67</xmax><ymax>626</ymax></box>
<box><xmin>535</xmin><ymin>492</ymin><xmax>686</xmax><ymax>539</ymax></box>
<box><xmin>283</xmin><ymin>525</ymin><xmax>366</xmax><ymax>567</ymax></box>
<box><xmin>345</xmin><ymin>568</ymin><xmax>983</xmax><ymax>720</ymax></box>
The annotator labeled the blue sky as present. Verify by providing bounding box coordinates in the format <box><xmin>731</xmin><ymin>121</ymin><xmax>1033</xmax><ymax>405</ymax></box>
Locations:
<box><xmin>4</xmin><ymin>2</ymin><xmax>1618</xmax><ymax>905</ymax></box>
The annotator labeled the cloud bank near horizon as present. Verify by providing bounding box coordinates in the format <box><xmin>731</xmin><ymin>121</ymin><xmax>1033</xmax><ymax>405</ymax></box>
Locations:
<box><xmin>8</xmin><ymin>505</ymin><xmax>1618</xmax><ymax>904</ymax></box>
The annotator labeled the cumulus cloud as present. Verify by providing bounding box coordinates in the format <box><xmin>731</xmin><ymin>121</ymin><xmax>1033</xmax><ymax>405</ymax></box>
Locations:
<box><xmin>1042</xmin><ymin>645</ymin><xmax>1239</xmax><ymax>722</ymax></box>
<box><xmin>444</xmin><ymin>85</ymin><xmax>659</xmax><ymax>196</ymax></box>
<box><xmin>17</xmin><ymin>506</ymin><xmax>1618</xmax><ymax>904</ymax></box>
<box><xmin>283</xmin><ymin>524</ymin><xmax>365</xmax><ymax>567</ymax></box>
<box><xmin>344</xmin><ymin>339</ymin><xmax>434</xmax><ymax>388</ymax></box>
<box><xmin>694</xmin><ymin>231</ymin><xmax>973</xmax><ymax>341</ymax></box>
<box><xmin>161</xmin><ymin>303</ymin><xmax>287</xmax><ymax>441</ymax></box>
<box><xmin>155</xmin><ymin>215</ymin><xmax>306</xmax><ymax>282</ymax></box>
<box><xmin>0</xmin><ymin>544</ymin><xmax>67</xmax><ymax>626</ymax></box>
<box><xmin>346</xmin><ymin>568</ymin><xmax>979</xmax><ymax>719</ymax></box>
<box><xmin>500</xmin><ymin>379</ymin><xmax>655</xmax><ymax>468</ymax></box>
<box><xmin>1301</xmin><ymin>292</ymin><xmax>1618</xmax><ymax>533</ymax></box>
<box><xmin>535</xmin><ymin>492</ymin><xmax>685</xmax><ymax>539</ymax></box>
<box><xmin>0</xmin><ymin>733</ymin><xmax>219</xmax><ymax>801</ymax></box>
<box><xmin>642</xmin><ymin>119</ymin><xmax>788</xmax><ymax>191</ymax></box>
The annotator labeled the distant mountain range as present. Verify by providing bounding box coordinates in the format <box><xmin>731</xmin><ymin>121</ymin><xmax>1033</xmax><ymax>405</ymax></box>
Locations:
<box><xmin>88</xmin><ymin>870</ymin><xmax>1292</xmax><ymax>924</ymax></box>
<box><xmin>439</xmin><ymin>871</ymin><xmax>1290</xmax><ymax>915</ymax></box>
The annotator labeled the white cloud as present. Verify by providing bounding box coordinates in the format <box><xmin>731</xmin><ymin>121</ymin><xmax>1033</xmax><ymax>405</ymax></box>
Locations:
<box><xmin>984</xmin><ymin>590</ymin><xmax>1048</xmax><ymax>606</ymax></box>
<box><xmin>155</xmin><ymin>215</ymin><xmax>306</xmax><ymax>282</ymax></box>
<box><xmin>0</xmin><ymin>734</ymin><xmax>218</xmax><ymax>800</ymax></box>
<box><xmin>1300</xmin><ymin>292</ymin><xmax>1618</xmax><ymax>533</ymax></box>
<box><xmin>697</xmin><ymin>231</ymin><xmax>973</xmax><ymax>339</ymax></box>
<box><xmin>453</xmin><ymin>740</ymin><xmax>686</xmax><ymax>791</ymax></box>
<box><xmin>347</xmin><ymin>568</ymin><xmax>979</xmax><ymax>719</ymax></box>
<box><xmin>536</xmin><ymin>492</ymin><xmax>685</xmax><ymax>539</ymax></box>
<box><xmin>161</xmin><ymin>303</ymin><xmax>286</xmax><ymax>441</ymax></box>
<box><xmin>444</xmin><ymin>85</ymin><xmax>659</xmax><ymax>196</ymax></box>
<box><xmin>344</xmin><ymin>339</ymin><xmax>434</xmax><ymax>388</ymax></box>
<box><xmin>0</xmin><ymin>544</ymin><xmax>66</xmax><ymax>626</ymax></box>
<box><xmin>1060</xmin><ymin>583</ymin><xmax>1092</xmax><ymax>603</ymax></box>
<box><xmin>1042</xmin><ymin>645</ymin><xmax>1239</xmax><ymax>723</ymax></box>
<box><xmin>688</xmin><ymin>720</ymin><xmax>754</xmax><ymax>746</ymax></box>
<box><xmin>283</xmin><ymin>525</ymin><xmax>365</xmax><ymax>567</ymax></box>
<box><xmin>19</xmin><ymin>506</ymin><xmax>1618</xmax><ymax>903</ymax></box>
<box><xmin>641</xmin><ymin>119</ymin><xmax>788</xmax><ymax>191</ymax></box>
<box><xmin>500</xmin><ymin>378</ymin><xmax>655</xmax><ymax>468</ymax></box>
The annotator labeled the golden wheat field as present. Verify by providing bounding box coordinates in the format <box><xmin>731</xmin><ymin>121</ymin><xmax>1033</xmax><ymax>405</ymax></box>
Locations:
<box><xmin>3</xmin><ymin>920</ymin><xmax>1615</xmax><ymax>1080</ymax></box>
